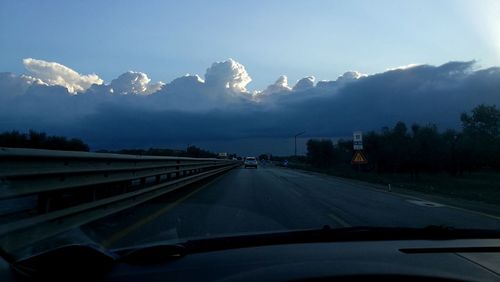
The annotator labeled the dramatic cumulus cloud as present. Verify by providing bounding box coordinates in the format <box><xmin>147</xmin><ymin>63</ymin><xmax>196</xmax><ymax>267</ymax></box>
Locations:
<box><xmin>23</xmin><ymin>58</ymin><xmax>103</xmax><ymax>94</ymax></box>
<box><xmin>110</xmin><ymin>71</ymin><xmax>164</xmax><ymax>95</ymax></box>
<box><xmin>316</xmin><ymin>71</ymin><xmax>366</xmax><ymax>89</ymax></box>
<box><xmin>1</xmin><ymin>59</ymin><xmax>499</xmax><ymax>154</ymax></box>
<box><xmin>261</xmin><ymin>75</ymin><xmax>292</xmax><ymax>95</ymax></box>
<box><xmin>386</xmin><ymin>63</ymin><xmax>421</xmax><ymax>71</ymax></box>
<box><xmin>292</xmin><ymin>76</ymin><xmax>315</xmax><ymax>91</ymax></box>
<box><xmin>336</xmin><ymin>71</ymin><xmax>366</xmax><ymax>82</ymax></box>
<box><xmin>204</xmin><ymin>59</ymin><xmax>252</xmax><ymax>93</ymax></box>
<box><xmin>162</xmin><ymin>74</ymin><xmax>204</xmax><ymax>93</ymax></box>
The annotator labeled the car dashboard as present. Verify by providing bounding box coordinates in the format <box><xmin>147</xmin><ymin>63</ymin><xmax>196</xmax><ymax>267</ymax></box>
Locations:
<box><xmin>2</xmin><ymin>238</ymin><xmax>500</xmax><ymax>281</ymax></box>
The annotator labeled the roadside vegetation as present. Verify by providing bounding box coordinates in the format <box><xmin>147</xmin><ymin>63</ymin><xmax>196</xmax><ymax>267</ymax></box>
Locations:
<box><xmin>281</xmin><ymin>104</ymin><xmax>500</xmax><ymax>205</ymax></box>
<box><xmin>97</xmin><ymin>145</ymin><xmax>219</xmax><ymax>158</ymax></box>
<box><xmin>0</xmin><ymin>130</ymin><xmax>221</xmax><ymax>158</ymax></box>
<box><xmin>0</xmin><ymin>130</ymin><xmax>89</xmax><ymax>151</ymax></box>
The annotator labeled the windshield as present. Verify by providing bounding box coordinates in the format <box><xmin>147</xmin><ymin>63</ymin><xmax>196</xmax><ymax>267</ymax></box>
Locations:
<box><xmin>0</xmin><ymin>0</ymin><xmax>500</xmax><ymax>262</ymax></box>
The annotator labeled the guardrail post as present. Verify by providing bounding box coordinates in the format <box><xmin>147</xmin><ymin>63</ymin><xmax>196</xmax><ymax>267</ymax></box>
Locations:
<box><xmin>176</xmin><ymin>160</ymin><xmax>180</xmax><ymax>178</ymax></box>
<box><xmin>37</xmin><ymin>193</ymin><xmax>52</xmax><ymax>213</ymax></box>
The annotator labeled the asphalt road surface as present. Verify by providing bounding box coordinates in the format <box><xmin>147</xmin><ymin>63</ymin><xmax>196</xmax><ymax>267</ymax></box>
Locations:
<box><xmin>87</xmin><ymin>165</ymin><xmax>500</xmax><ymax>249</ymax></box>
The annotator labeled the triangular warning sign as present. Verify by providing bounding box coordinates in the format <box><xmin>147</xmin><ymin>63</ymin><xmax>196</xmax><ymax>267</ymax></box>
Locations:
<box><xmin>351</xmin><ymin>151</ymin><xmax>368</xmax><ymax>164</ymax></box>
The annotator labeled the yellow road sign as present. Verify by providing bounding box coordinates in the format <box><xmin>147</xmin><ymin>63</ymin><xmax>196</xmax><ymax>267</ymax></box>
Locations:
<box><xmin>351</xmin><ymin>151</ymin><xmax>368</xmax><ymax>164</ymax></box>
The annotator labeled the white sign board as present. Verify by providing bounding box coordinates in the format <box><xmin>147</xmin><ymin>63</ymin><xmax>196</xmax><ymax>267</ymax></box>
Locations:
<box><xmin>353</xmin><ymin>131</ymin><xmax>363</xmax><ymax>150</ymax></box>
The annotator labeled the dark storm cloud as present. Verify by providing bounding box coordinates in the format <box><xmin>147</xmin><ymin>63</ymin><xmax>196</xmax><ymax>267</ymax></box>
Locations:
<box><xmin>0</xmin><ymin>60</ymin><xmax>499</xmax><ymax>151</ymax></box>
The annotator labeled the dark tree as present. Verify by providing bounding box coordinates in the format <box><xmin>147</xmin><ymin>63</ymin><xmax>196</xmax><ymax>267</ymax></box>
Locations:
<box><xmin>259</xmin><ymin>154</ymin><xmax>269</xmax><ymax>161</ymax></box>
<box><xmin>460</xmin><ymin>104</ymin><xmax>500</xmax><ymax>169</ymax></box>
<box><xmin>306</xmin><ymin>139</ymin><xmax>335</xmax><ymax>168</ymax></box>
<box><xmin>183</xmin><ymin>145</ymin><xmax>217</xmax><ymax>158</ymax></box>
<box><xmin>0</xmin><ymin>130</ymin><xmax>89</xmax><ymax>151</ymax></box>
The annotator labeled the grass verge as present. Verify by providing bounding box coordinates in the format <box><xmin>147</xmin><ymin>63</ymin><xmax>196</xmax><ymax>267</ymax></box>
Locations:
<box><xmin>287</xmin><ymin>162</ymin><xmax>500</xmax><ymax>206</ymax></box>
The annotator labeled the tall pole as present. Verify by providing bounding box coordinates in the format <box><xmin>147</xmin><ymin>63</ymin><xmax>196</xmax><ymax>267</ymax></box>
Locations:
<box><xmin>295</xmin><ymin>136</ymin><xmax>297</xmax><ymax>157</ymax></box>
<box><xmin>294</xmin><ymin>131</ymin><xmax>305</xmax><ymax>157</ymax></box>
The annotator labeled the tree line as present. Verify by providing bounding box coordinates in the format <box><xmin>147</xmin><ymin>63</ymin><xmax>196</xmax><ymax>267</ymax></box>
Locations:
<box><xmin>0</xmin><ymin>130</ymin><xmax>219</xmax><ymax>158</ymax></box>
<box><xmin>97</xmin><ymin>145</ymin><xmax>218</xmax><ymax>158</ymax></box>
<box><xmin>306</xmin><ymin>104</ymin><xmax>500</xmax><ymax>177</ymax></box>
<box><xmin>0</xmin><ymin>130</ymin><xmax>89</xmax><ymax>151</ymax></box>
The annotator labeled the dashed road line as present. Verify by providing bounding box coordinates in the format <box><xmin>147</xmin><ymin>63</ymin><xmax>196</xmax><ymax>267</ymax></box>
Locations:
<box><xmin>289</xmin><ymin>187</ymin><xmax>303</xmax><ymax>197</ymax></box>
<box><xmin>406</xmin><ymin>199</ymin><xmax>445</xmax><ymax>208</ymax></box>
<box><xmin>327</xmin><ymin>213</ymin><xmax>351</xmax><ymax>228</ymax></box>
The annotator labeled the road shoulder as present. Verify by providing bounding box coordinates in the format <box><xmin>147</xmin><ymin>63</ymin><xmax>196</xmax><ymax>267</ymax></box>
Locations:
<box><xmin>282</xmin><ymin>166</ymin><xmax>500</xmax><ymax>219</ymax></box>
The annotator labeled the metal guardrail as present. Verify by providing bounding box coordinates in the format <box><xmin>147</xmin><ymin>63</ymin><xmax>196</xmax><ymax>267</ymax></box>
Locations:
<box><xmin>0</xmin><ymin>147</ymin><xmax>240</xmax><ymax>254</ymax></box>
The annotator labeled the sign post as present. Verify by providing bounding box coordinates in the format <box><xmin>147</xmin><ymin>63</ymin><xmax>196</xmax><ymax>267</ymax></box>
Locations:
<box><xmin>351</xmin><ymin>131</ymin><xmax>368</xmax><ymax>170</ymax></box>
<box><xmin>351</xmin><ymin>151</ymin><xmax>368</xmax><ymax>165</ymax></box>
<box><xmin>353</xmin><ymin>131</ymin><xmax>363</xmax><ymax>151</ymax></box>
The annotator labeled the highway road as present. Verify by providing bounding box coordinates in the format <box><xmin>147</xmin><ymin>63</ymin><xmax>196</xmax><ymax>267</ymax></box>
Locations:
<box><xmin>85</xmin><ymin>165</ymin><xmax>500</xmax><ymax>249</ymax></box>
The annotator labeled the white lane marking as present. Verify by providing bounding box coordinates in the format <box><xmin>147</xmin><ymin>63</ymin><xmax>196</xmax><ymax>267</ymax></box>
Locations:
<box><xmin>289</xmin><ymin>187</ymin><xmax>302</xmax><ymax>197</ymax></box>
<box><xmin>271</xmin><ymin>169</ymin><xmax>312</xmax><ymax>178</ymax></box>
<box><xmin>327</xmin><ymin>213</ymin><xmax>351</xmax><ymax>227</ymax></box>
<box><xmin>406</xmin><ymin>199</ymin><xmax>445</xmax><ymax>208</ymax></box>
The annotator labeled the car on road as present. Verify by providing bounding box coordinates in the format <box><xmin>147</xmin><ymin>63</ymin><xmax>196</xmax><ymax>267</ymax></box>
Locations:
<box><xmin>244</xmin><ymin>157</ymin><xmax>258</xmax><ymax>168</ymax></box>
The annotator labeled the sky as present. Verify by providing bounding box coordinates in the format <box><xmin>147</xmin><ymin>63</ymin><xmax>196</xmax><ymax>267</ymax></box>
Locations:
<box><xmin>1</xmin><ymin>0</ymin><xmax>500</xmax><ymax>155</ymax></box>
<box><xmin>1</xmin><ymin>0</ymin><xmax>499</xmax><ymax>90</ymax></box>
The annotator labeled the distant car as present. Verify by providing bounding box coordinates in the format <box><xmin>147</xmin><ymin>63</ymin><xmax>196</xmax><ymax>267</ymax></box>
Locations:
<box><xmin>244</xmin><ymin>157</ymin><xmax>258</xmax><ymax>168</ymax></box>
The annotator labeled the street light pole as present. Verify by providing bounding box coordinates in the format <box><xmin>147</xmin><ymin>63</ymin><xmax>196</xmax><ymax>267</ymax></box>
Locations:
<box><xmin>294</xmin><ymin>131</ymin><xmax>305</xmax><ymax>157</ymax></box>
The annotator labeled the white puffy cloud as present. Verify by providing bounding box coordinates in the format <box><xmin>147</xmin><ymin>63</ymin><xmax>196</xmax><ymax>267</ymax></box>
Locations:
<box><xmin>166</xmin><ymin>74</ymin><xmax>204</xmax><ymax>90</ymax></box>
<box><xmin>292</xmin><ymin>76</ymin><xmax>315</xmax><ymax>91</ymax></box>
<box><xmin>336</xmin><ymin>71</ymin><xmax>366</xmax><ymax>82</ymax></box>
<box><xmin>204</xmin><ymin>59</ymin><xmax>252</xmax><ymax>93</ymax></box>
<box><xmin>110</xmin><ymin>71</ymin><xmax>164</xmax><ymax>95</ymax></box>
<box><xmin>19</xmin><ymin>74</ymin><xmax>45</xmax><ymax>86</ymax></box>
<box><xmin>316</xmin><ymin>71</ymin><xmax>366</xmax><ymax>89</ymax></box>
<box><xmin>386</xmin><ymin>63</ymin><xmax>421</xmax><ymax>71</ymax></box>
<box><xmin>22</xmin><ymin>58</ymin><xmax>103</xmax><ymax>94</ymax></box>
<box><xmin>261</xmin><ymin>75</ymin><xmax>292</xmax><ymax>95</ymax></box>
